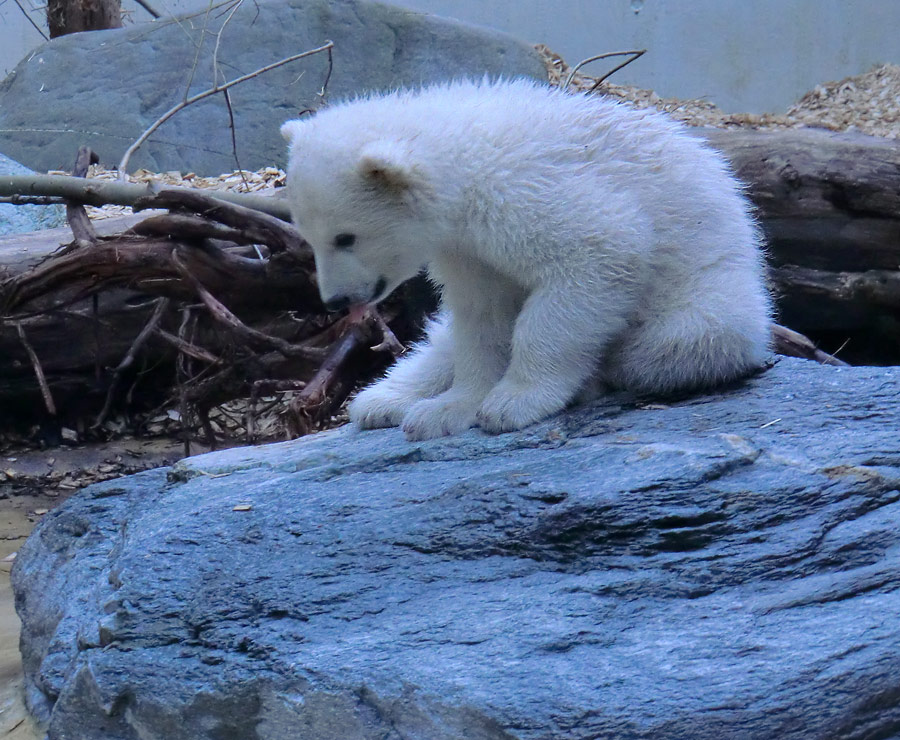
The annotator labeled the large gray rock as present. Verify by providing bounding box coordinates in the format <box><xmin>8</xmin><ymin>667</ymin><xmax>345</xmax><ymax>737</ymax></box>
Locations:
<box><xmin>0</xmin><ymin>0</ymin><xmax>547</xmax><ymax>176</ymax></box>
<box><xmin>0</xmin><ymin>153</ymin><xmax>66</xmax><ymax>235</ymax></box>
<box><xmin>13</xmin><ymin>358</ymin><xmax>900</xmax><ymax>739</ymax></box>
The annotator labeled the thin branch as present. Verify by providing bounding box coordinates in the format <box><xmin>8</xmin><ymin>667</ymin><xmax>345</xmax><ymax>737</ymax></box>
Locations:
<box><xmin>12</xmin><ymin>0</ymin><xmax>49</xmax><ymax>40</ymax></box>
<box><xmin>16</xmin><ymin>322</ymin><xmax>56</xmax><ymax>416</ymax></box>
<box><xmin>134</xmin><ymin>188</ymin><xmax>305</xmax><ymax>252</ymax></box>
<box><xmin>211</xmin><ymin>0</ymin><xmax>243</xmax><ymax>87</ymax></box>
<box><xmin>367</xmin><ymin>308</ymin><xmax>405</xmax><ymax>355</ymax></box>
<box><xmin>177</xmin><ymin>306</ymin><xmax>194</xmax><ymax>455</ymax></box>
<box><xmin>133</xmin><ymin>0</ymin><xmax>161</xmax><ymax>19</ymax></box>
<box><xmin>563</xmin><ymin>49</ymin><xmax>647</xmax><ymax>91</ymax></box>
<box><xmin>589</xmin><ymin>50</ymin><xmax>648</xmax><ymax>91</ymax></box>
<box><xmin>184</xmin><ymin>0</ymin><xmax>216</xmax><ymax>97</ymax></box>
<box><xmin>317</xmin><ymin>43</ymin><xmax>334</xmax><ymax>100</ymax></box>
<box><xmin>93</xmin><ymin>298</ymin><xmax>169</xmax><ymax>428</ymax></box>
<box><xmin>130</xmin><ymin>212</ymin><xmax>258</xmax><ymax>244</ymax></box>
<box><xmin>156</xmin><ymin>327</ymin><xmax>222</xmax><ymax>364</ymax></box>
<box><xmin>222</xmin><ymin>87</ymin><xmax>250</xmax><ymax>190</ymax></box>
<box><xmin>117</xmin><ymin>40</ymin><xmax>335</xmax><ymax>177</ymax></box>
<box><xmin>285</xmin><ymin>319</ymin><xmax>377</xmax><ymax>437</ymax></box>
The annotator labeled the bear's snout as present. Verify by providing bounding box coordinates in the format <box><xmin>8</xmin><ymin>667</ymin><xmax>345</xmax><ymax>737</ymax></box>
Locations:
<box><xmin>324</xmin><ymin>295</ymin><xmax>351</xmax><ymax>313</ymax></box>
<box><xmin>322</xmin><ymin>276</ymin><xmax>387</xmax><ymax>313</ymax></box>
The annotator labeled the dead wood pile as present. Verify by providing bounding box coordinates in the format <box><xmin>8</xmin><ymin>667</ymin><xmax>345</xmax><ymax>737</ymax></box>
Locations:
<box><xmin>0</xmin><ymin>152</ymin><xmax>436</xmax><ymax>446</ymax></box>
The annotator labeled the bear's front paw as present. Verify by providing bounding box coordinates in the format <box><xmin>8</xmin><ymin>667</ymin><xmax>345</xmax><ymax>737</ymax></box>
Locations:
<box><xmin>348</xmin><ymin>383</ymin><xmax>416</xmax><ymax>430</ymax></box>
<box><xmin>401</xmin><ymin>395</ymin><xmax>478</xmax><ymax>441</ymax></box>
<box><xmin>477</xmin><ymin>382</ymin><xmax>563</xmax><ymax>434</ymax></box>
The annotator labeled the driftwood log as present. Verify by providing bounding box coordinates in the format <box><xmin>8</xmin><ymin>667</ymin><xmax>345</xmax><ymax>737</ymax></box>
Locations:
<box><xmin>704</xmin><ymin>127</ymin><xmax>900</xmax><ymax>364</ymax></box>
<box><xmin>0</xmin><ymin>126</ymin><xmax>897</xmax><ymax>433</ymax></box>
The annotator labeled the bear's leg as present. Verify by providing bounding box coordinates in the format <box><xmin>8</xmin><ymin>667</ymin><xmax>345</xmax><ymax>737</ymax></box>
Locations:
<box><xmin>477</xmin><ymin>285</ymin><xmax>629</xmax><ymax>434</ymax></box>
<box><xmin>401</xmin><ymin>269</ymin><xmax>520</xmax><ymax>441</ymax></box>
<box><xmin>348</xmin><ymin>314</ymin><xmax>455</xmax><ymax>429</ymax></box>
<box><xmin>603</xmin><ymin>302</ymin><xmax>770</xmax><ymax>394</ymax></box>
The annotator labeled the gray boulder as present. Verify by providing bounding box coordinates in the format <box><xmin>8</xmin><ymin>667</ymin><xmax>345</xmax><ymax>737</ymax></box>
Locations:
<box><xmin>13</xmin><ymin>357</ymin><xmax>900</xmax><ymax>739</ymax></box>
<box><xmin>0</xmin><ymin>0</ymin><xmax>548</xmax><ymax>176</ymax></box>
<box><xmin>0</xmin><ymin>153</ymin><xmax>66</xmax><ymax>235</ymax></box>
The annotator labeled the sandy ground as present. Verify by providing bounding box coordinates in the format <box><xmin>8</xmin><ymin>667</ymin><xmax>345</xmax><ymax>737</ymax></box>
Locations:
<box><xmin>0</xmin><ymin>439</ymin><xmax>216</xmax><ymax>739</ymax></box>
<box><xmin>1</xmin><ymin>493</ymin><xmax>47</xmax><ymax>739</ymax></box>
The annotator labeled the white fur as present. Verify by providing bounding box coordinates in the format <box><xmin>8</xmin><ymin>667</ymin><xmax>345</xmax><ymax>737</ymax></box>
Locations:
<box><xmin>281</xmin><ymin>79</ymin><xmax>772</xmax><ymax>440</ymax></box>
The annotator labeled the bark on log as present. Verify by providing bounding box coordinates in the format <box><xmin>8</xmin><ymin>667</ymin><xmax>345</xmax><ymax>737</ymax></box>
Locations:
<box><xmin>704</xmin><ymin>127</ymin><xmax>900</xmax><ymax>363</ymax></box>
<box><xmin>703</xmin><ymin>128</ymin><xmax>900</xmax><ymax>272</ymax></box>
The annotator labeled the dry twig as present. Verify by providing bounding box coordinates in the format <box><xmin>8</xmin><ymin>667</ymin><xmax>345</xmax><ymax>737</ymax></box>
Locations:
<box><xmin>117</xmin><ymin>40</ymin><xmax>335</xmax><ymax>177</ymax></box>
<box><xmin>177</xmin><ymin>305</ymin><xmax>195</xmax><ymax>454</ymax></box>
<box><xmin>156</xmin><ymin>327</ymin><xmax>222</xmax><ymax>364</ymax></box>
<box><xmin>15</xmin><ymin>322</ymin><xmax>56</xmax><ymax>416</ymax></box>
<box><xmin>771</xmin><ymin>323</ymin><xmax>848</xmax><ymax>367</ymax></box>
<box><xmin>133</xmin><ymin>0</ymin><xmax>161</xmax><ymax>19</ymax></box>
<box><xmin>285</xmin><ymin>319</ymin><xmax>378</xmax><ymax>437</ymax></box>
<box><xmin>367</xmin><ymin>308</ymin><xmax>406</xmax><ymax>355</ymax></box>
<box><xmin>93</xmin><ymin>298</ymin><xmax>170</xmax><ymax>428</ymax></box>
<box><xmin>12</xmin><ymin>0</ymin><xmax>48</xmax><ymax>40</ymax></box>
<box><xmin>564</xmin><ymin>49</ymin><xmax>646</xmax><ymax>91</ymax></box>
<box><xmin>134</xmin><ymin>188</ymin><xmax>305</xmax><ymax>252</ymax></box>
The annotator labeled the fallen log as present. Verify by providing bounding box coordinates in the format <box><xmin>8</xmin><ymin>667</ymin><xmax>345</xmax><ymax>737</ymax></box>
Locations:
<box><xmin>0</xmin><ymin>174</ymin><xmax>292</xmax><ymax>220</ymax></box>
<box><xmin>706</xmin><ymin>127</ymin><xmax>900</xmax><ymax>362</ymax></box>
<box><xmin>703</xmin><ymin>127</ymin><xmax>900</xmax><ymax>272</ymax></box>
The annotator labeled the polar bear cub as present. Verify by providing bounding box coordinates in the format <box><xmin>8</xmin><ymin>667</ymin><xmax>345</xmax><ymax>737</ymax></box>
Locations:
<box><xmin>281</xmin><ymin>79</ymin><xmax>771</xmax><ymax>440</ymax></box>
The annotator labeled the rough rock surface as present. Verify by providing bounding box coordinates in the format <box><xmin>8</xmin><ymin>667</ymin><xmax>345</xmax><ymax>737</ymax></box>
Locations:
<box><xmin>0</xmin><ymin>0</ymin><xmax>547</xmax><ymax>176</ymax></box>
<box><xmin>0</xmin><ymin>153</ymin><xmax>66</xmax><ymax>235</ymax></box>
<box><xmin>13</xmin><ymin>358</ymin><xmax>900</xmax><ymax>739</ymax></box>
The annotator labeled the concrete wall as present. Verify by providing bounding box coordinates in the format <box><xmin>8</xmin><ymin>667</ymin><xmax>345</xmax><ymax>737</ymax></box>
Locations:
<box><xmin>3</xmin><ymin>0</ymin><xmax>899</xmax><ymax>113</ymax></box>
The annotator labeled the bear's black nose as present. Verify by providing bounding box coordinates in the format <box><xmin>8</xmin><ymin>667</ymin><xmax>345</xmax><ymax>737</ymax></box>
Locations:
<box><xmin>324</xmin><ymin>295</ymin><xmax>350</xmax><ymax>313</ymax></box>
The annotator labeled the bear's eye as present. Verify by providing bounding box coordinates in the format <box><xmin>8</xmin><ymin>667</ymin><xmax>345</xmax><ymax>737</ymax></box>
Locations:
<box><xmin>333</xmin><ymin>233</ymin><xmax>356</xmax><ymax>249</ymax></box>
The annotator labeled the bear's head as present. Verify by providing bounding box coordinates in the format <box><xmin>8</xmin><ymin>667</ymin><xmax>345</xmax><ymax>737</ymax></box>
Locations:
<box><xmin>281</xmin><ymin>119</ymin><xmax>441</xmax><ymax>312</ymax></box>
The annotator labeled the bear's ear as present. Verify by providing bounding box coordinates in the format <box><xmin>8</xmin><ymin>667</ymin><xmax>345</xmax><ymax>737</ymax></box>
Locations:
<box><xmin>357</xmin><ymin>141</ymin><xmax>423</xmax><ymax>195</ymax></box>
<box><xmin>280</xmin><ymin>120</ymin><xmax>306</xmax><ymax>143</ymax></box>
